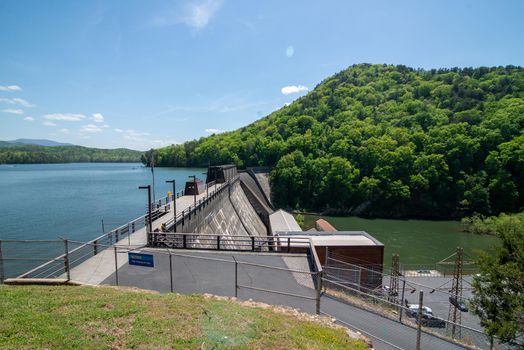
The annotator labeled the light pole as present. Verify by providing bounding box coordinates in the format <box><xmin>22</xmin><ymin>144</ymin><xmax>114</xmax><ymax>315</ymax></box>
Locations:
<box><xmin>166</xmin><ymin>179</ymin><xmax>176</xmax><ymax>232</ymax></box>
<box><xmin>139</xmin><ymin>185</ymin><xmax>153</xmax><ymax>245</ymax></box>
<box><xmin>202</xmin><ymin>172</ymin><xmax>208</xmax><ymax>197</ymax></box>
<box><xmin>189</xmin><ymin>175</ymin><xmax>197</xmax><ymax>208</ymax></box>
<box><xmin>149</xmin><ymin>149</ymin><xmax>156</xmax><ymax>205</ymax></box>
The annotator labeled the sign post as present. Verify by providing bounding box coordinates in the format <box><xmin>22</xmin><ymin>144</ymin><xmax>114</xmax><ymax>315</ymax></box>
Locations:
<box><xmin>128</xmin><ymin>252</ymin><xmax>155</xmax><ymax>268</ymax></box>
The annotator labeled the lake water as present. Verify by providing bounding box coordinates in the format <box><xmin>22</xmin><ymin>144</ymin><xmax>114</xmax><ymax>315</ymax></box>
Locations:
<box><xmin>0</xmin><ymin>163</ymin><xmax>205</xmax><ymax>241</ymax></box>
<box><xmin>0</xmin><ymin>163</ymin><xmax>205</xmax><ymax>276</ymax></box>
<box><xmin>304</xmin><ymin>215</ymin><xmax>499</xmax><ymax>268</ymax></box>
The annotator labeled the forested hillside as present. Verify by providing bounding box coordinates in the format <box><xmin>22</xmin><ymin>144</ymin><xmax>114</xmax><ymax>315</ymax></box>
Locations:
<box><xmin>146</xmin><ymin>64</ymin><xmax>524</xmax><ymax>218</ymax></box>
<box><xmin>0</xmin><ymin>144</ymin><xmax>142</xmax><ymax>164</ymax></box>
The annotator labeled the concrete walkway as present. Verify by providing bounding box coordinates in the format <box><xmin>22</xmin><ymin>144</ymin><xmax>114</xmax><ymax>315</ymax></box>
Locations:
<box><xmin>68</xmin><ymin>185</ymin><xmax>223</xmax><ymax>285</ymax></box>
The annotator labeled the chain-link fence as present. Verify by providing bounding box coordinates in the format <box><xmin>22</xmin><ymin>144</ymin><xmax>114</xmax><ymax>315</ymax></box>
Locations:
<box><xmin>4</xmin><ymin>235</ymin><xmax>510</xmax><ymax>350</ymax></box>
<box><xmin>322</xmin><ymin>257</ymin><xmax>507</xmax><ymax>350</ymax></box>
<box><xmin>1</xmin><ymin>237</ymin><xmax>322</xmax><ymax>314</ymax></box>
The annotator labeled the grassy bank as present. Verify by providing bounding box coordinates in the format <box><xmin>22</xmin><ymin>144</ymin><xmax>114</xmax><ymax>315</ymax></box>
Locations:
<box><xmin>0</xmin><ymin>285</ymin><xmax>368</xmax><ymax>350</ymax></box>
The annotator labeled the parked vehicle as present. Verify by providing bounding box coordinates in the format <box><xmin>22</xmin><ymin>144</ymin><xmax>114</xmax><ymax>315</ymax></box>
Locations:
<box><xmin>406</xmin><ymin>305</ymin><xmax>446</xmax><ymax>328</ymax></box>
<box><xmin>406</xmin><ymin>305</ymin><xmax>433</xmax><ymax>317</ymax></box>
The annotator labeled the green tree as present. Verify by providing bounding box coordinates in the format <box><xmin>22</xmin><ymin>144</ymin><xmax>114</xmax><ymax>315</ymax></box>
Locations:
<box><xmin>142</xmin><ymin>64</ymin><xmax>524</xmax><ymax>218</ymax></box>
<box><xmin>470</xmin><ymin>214</ymin><xmax>524</xmax><ymax>347</ymax></box>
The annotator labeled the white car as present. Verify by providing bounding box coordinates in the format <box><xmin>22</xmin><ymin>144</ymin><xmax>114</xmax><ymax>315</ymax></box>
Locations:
<box><xmin>407</xmin><ymin>305</ymin><xmax>433</xmax><ymax>317</ymax></box>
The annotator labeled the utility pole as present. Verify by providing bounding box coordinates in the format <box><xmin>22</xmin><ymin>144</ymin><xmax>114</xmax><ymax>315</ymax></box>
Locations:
<box><xmin>416</xmin><ymin>290</ymin><xmax>424</xmax><ymax>350</ymax></box>
<box><xmin>399</xmin><ymin>278</ymin><xmax>406</xmax><ymax>323</ymax></box>
<box><xmin>165</xmin><ymin>179</ymin><xmax>176</xmax><ymax>232</ymax></box>
<box><xmin>447</xmin><ymin>247</ymin><xmax>464</xmax><ymax>339</ymax></box>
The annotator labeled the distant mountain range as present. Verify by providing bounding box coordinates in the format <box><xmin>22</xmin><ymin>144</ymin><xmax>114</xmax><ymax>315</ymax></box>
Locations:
<box><xmin>1</xmin><ymin>139</ymin><xmax>73</xmax><ymax>147</ymax></box>
<box><xmin>0</xmin><ymin>139</ymin><xmax>143</xmax><ymax>164</ymax></box>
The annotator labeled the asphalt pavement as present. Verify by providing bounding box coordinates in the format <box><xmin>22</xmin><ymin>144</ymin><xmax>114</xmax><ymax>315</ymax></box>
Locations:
<box><xmin>99</xmin><ymin>249</ymin><xmax>481</xmax><ymax>350</ymax></box>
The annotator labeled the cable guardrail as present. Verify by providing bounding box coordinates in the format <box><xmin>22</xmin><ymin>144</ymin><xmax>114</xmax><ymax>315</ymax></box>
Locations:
<box><xmin>5</xmin><ymin>239</ymin><xmax>324</xmax><ymax>314</ymax></box>
<box><xmin>16</xmin><ymin>214</ymin><xmax>148</xmax><ymax>279</ymax></box>
<box><xmin>12</xmin><ymin>177</ymin><xmax>235</xmax><ymax>281</ymax></box>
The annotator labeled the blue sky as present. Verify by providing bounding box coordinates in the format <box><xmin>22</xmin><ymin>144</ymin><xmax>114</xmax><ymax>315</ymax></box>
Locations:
<box><xmin>1</xmin><ymin>0</ymin><xmax>523</xmax><ymax>150</ymax></box>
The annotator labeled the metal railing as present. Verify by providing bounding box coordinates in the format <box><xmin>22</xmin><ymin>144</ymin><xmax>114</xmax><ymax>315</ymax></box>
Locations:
<box><xmin>16</xmin><ymin>212</ymin><xmax>148</xmax><ymax>279</ymax></box>
<box><xmin>5</xmin><ymin>238</ymin><xmax>324</xmax><ymax>314</ymax></box>
<box><xmin>151</xmin><ymin>232</ymin><xmax>311</xmax><ymax>252</ymax></box>
<box><xmin>158</xmin><ymin>178</ymin><xmax>232</xmax><ymax>233</ymax></box>
<box><xmin>9</xmin><ymin>177</ymin><xmax>236</xmax><ymax>281</ymax></box>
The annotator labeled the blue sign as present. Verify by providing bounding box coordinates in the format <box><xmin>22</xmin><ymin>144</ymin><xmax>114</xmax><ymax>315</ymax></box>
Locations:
<box><xmin>128</xmin><ymin>252</ymin><xmax>154</xmax><ymax>267</ymax></box>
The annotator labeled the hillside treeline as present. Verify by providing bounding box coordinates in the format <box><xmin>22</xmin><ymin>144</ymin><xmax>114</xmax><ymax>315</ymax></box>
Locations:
<box><xmin>145</xmin><ymin>64</ymin><xmax>524</xmax><ymax>218</ymax></box>
<box><xmin>0</xmin><ymin>145</ymin><xmax>142</xmax><ymax>164</ymax></box>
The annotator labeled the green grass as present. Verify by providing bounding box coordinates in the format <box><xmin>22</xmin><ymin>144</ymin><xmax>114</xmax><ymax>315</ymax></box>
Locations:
<box><xmin>0</xmin><ymin>285</ymin><xmax>368</xmax><ymax>350</ymax></box>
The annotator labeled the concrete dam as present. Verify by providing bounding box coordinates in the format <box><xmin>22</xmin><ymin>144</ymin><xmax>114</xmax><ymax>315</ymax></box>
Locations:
<box><xmin>5</xmin><ymin>164</ymin><xmax>483</xmax><ymax>350</ymax></box>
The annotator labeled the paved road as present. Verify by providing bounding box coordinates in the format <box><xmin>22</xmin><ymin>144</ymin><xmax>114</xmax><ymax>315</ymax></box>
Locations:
<box><xmin>97</xmin><ymin>248</ymin><xmax>477</xmax><ymax>350</ymax></box>
<box><xmin>320</xmin><ymin>295</ymin><xmax>473</xmax><ymax>350</ymax></box>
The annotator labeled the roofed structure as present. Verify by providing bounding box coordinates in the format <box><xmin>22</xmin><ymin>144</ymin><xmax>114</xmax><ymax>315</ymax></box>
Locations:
<box><xmin>269</xmin><ymin>209</ymin><xmax>302</xmax><ymax>235</ymax></box>
<box><xmin>206</xmin><ymin>165</ymin><xmax>237</xmax><ymax>184</ymax></box>
<box><xmin>315</xmin><ymin>219</ymin><xmax>337</xmax><ymax>232</ymax></box>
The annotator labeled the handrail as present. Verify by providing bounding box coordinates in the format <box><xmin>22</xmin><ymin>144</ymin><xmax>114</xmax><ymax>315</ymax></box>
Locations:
<box><xmin>308</xmin><ymin>237</ymin><xmax>323</xmax><ymax>273</ymax></box>
<box><xmin>0</xmin><ymin>239</ymin><xmax>63</xmax><ymax>243</ymax></box>
<box><xmin>151</xmin><ymin>232</ymin><xmax>312</xmax><ymax>240</ymax></box>
<box><xmin>17</xmin><ymin>176</ymin><xmax>238</xmax><ymax>279</ymax></box>
<box><xmin>17</xmin><ymin>214</ymin><xmax>148</xmax><ymax>279</ymax></box>
<box><xmin>161</xmin><ymin>178</ymin><xmax>236</xmax><ymax>230</ymax></box>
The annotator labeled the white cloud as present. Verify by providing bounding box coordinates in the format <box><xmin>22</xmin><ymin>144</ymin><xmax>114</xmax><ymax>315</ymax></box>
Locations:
<box><xmin>281</xmin><ymin>85</ymin><xmax>309</xmax><ymax>95</ymax></box>
<box><xmin>43</xmin><ymin>121</ymin><xmax>56</xmax><ymax>127</ymax></box>
<box><xmin>91</xmin><ymin>113</ymin><xmax>104</xmax><ymax>123</ymax></box>
<box><xmin>2</xmin><ymin>108</ymin><xmax>24</xmax><ymax>115</ymax></box>
<box><xmin>80</xmin><ymin>124</ymin><xmax>103</xmax><ymax>133</ymax></box>
<box><xmin>0</xmin><ymin>85</ymin><xmax>22</xmax><ymax>91</ymax></box>
<box><xmin>204</xmin><ymin>128</ymin><xmax>224</xmax><ymax>134</ymax></box>
<box><xmin>125</xmin><ymin>129</ymin><xmax>150</xmax><ymax>137</ymax></box>
<box><xmin>24</xmin><ymin>116</ymin><xmax>35</xmax><ymax>121</ymax></box>
<box><xmin>59</xmin><ymin>128</ymin><xmax>69</xmax><ymax>134</ymax></box>
<box><xmin>0</xmin><ymin>98</ymin><xmax>35</xmax><ymax>107</ymax></box>
<box><xmin>284</xmin><ymin>102</ymin><xmax>292</xmax><ymax>106</ymax></box>
<box><xmin>286</xmin><ymin>45</ymin><xmax>294</xmax><ymax>58</ymax></box>
<box><xmin>152</xmin><ymin>139</ymin><xmax>178</xmax><ymax>146</ymax></box>
<box><xmin>43</xmin><ymin>113</ymin><xmax>86</xmax><ymax>121</ymax></box>
<box><xmin>153</xmin><ymin>0</ymin><xmax>222</xmax><ymax>30</ymax></box>
<box><xmin>115</xmin><ymin>128</ymin><xmax>124</xmax><ymax>133</ymax></box>
<box><xmin>123</xmin><ymin>135</ymin><xmax>178</xmax><ymax>150</ymax></box>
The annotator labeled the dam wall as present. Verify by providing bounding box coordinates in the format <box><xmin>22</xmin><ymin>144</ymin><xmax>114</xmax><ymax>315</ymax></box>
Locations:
<box><xmin>246</xmin><ymin>167</ymin><xmax>272</xmax><ymax>206</ymax></box>
<box><xmin>193</xmin><ymin>181</ymin><xmax>267</xmax><ymax>238</ymax></box>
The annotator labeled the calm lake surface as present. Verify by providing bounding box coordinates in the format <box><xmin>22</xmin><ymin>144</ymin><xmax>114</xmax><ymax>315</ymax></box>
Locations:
<box><xmin>304</xmin><ymin>215</ymin><xmax>500</xmax><ymax>267</ymax></box>
<box><xmin>0</xmin><ymin>163</ymin><xmax>205</xmax><ymax>241</ymax></box>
